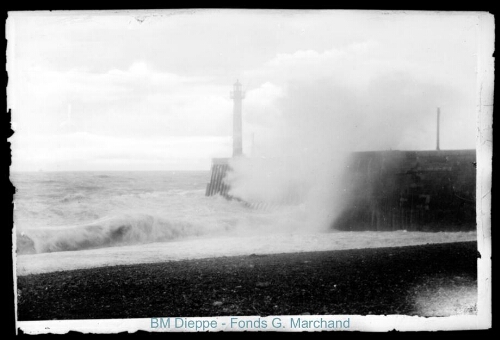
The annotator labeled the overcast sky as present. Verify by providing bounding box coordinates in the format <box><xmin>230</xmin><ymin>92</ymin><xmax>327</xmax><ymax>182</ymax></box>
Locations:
<box><xmin>7</xmin><ymin>10</ymin><xmax>488</xmax><ymax>171</ymax></box>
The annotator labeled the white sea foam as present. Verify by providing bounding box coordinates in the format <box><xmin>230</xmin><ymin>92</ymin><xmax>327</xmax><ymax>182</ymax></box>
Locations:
<box><xmin>11</xmin><ymin>171</ymin><xmax>477</xmax><ymax>276</ymax></box>
<box><xmin>16</xmin><ymin>230</ymin><xmax>477</xmax><ymax>276</ymax></box>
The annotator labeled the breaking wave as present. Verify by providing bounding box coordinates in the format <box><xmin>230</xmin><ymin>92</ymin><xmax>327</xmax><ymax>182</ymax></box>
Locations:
<box><xmin>16</xmin><ymin>213</ymin><xmax>236</xmax><ymax>255</ymax></box>
<box><xmin>59</xmin><ymin>193</ymin><xmax>88</xmax><ymax>203</ymax></box>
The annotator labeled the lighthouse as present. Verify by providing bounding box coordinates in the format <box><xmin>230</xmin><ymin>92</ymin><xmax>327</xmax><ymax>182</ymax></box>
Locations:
<box><xmin>230</xmin><ymin>80</ymin><xmax>245</xmax><ymax>157</ymax></box>
<box><xmin>205</xmin><ymin>80</ymin><xmax>245</xmax><ymax>197</ymax></box>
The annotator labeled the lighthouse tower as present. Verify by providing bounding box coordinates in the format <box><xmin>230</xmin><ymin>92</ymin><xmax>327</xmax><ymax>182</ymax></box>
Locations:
<box><xmin>205</xmin><ymin>80</ymin><xmax>245</xmax><ymax>197</ymax></box>
<box><xmin>230</xmin><ymin>80</ymin><xmax>245</xmax><ymax>157</ymax></box>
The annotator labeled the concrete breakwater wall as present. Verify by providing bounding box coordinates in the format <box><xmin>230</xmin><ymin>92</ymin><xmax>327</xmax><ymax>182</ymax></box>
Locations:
<box><xmin>205</xmin><ymin>149</ymin><xmax>477</xmax><ymax>231</ymax></box>
<box><xmin>333</xmin><ymin>150</ymin><xmax>476</xmax><ymax>232</ymax></box>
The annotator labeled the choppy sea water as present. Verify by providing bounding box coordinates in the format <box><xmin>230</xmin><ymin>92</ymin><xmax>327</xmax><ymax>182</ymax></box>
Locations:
<box><xmin>12</xmin><ymin>171</ymin><xmax>477</xmax><ymax>275</ymax></box>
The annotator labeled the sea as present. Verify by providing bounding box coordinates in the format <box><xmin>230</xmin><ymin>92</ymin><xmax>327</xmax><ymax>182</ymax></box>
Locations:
<box><xmin>12</xmin><ymin>171</ymin><xmax>477</xmax><ymax>276</ymax></box>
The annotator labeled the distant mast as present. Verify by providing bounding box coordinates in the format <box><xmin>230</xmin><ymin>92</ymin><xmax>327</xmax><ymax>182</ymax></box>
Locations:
<box><xmin>230</xmin><ymin>80</ymin><xmax>245</xmax><ymax>157</ymax></box>
<box><xmin>436</xmin><ymin>107</ymin><xmax>441</xmax><ymax>151</ymax></box>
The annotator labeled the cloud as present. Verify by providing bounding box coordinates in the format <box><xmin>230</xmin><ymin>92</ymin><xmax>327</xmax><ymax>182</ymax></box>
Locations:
<box><xmin>10</xmin><ymin>132</ymin><xmax>232</xmax><ymax>171</ymax></box>
<box><xmin>244</xmin><ymin>82</ymin><xmax>284</xmax><ymax>127</ymax></box>
<box><xmin>8</xmin><ymin>11</ymin><xmax>480</xmax><ymax>172</ymax></box>
<box><xmin>9</xmin><ymin>60</ymin><xmax>233</xmax><ymax>138</ymax></box>
<box><xmin>8</xmin><ymin>58</ymin><xmax>237</xmax><ymax>171</ymax></box>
